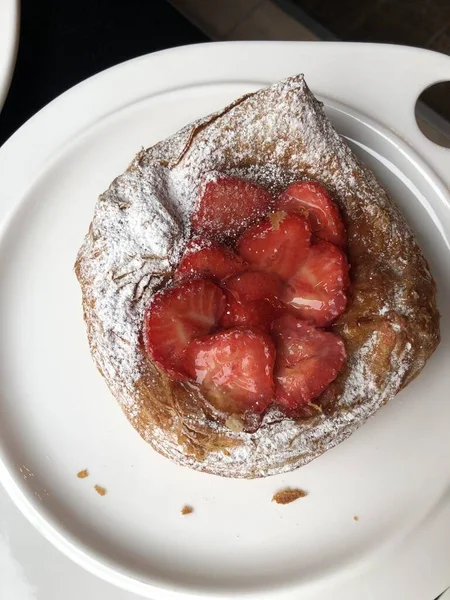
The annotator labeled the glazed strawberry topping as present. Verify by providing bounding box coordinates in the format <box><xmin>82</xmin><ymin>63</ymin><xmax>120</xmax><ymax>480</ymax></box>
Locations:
<box><xmin>220</xmin><ymin>290</ymin><xmax>285</xmax><ymax>333</ymax></box>
<box><xmin>144</xmin><ymin>278</ymin><xmax>225</xmax><ymax>379</ymax></box>
<box><xmin>237</xmin><ymin>212</ymin><xmax>311</xmax><ymax>279</ymax></box>
<box><xmin>272</xmin><ymin>316</ymin><xmax>346</xmax><ymax>411</ymax></box>
<box><xmin>191</xmin><ymin>176</ymin><xmax>273</xmax><ymax>238</ymax></box>
<box><xmin>144</xmin><ymin>176</ymin><xmax>350</xmax><ymax>419</ymax></box>
<box><xmin>220</xmin><ymin>271</ymin><xmax>284</xmax><ymax>332</ymax></box>
<box><xmin>174</xmin><ymin>240</ymin><xmax>245</xmax><ymax>282</ymax></box>
<box><xmin>277</xmin><ymin>181</ymin><xmax>346</xmax><ymax>248</ymax></box>
<box><xmin>224</xmin><ymin>270</ymin><xmax>283</xmax><ymax>303</ymax></box>
<box><xmin>285</xmin><ymin>286</ymin><xmax>348</xmax><ymax>329</ymax></box>
<box><xmin>184</xmin><ymin>328</ymin><xmax>275</xmax><ymax>414</ymax></box>
<box><xmin>283</xmin><ymin>241</ymin><xmax>350</xmax><ymax>327</ymax></box>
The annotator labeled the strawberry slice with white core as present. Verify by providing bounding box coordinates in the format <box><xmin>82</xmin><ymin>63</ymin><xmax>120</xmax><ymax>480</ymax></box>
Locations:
<box><xmin>174</xmin><ymin>239</ymin><xmax>245</xmax><ymax>282</ymax></box>
<box><xmin>283</xmin><ymin>241</ymin><xmax>349</xmax><ymax>327</ymax></box>
<box><xmin>277</xmin><ymin>181</ymin><xmax>346</xmax><ymax>248</ymax></box>
<box><xmin>272</xmin><ymin>315</ymin><xmax>346</xmax><ymax>411</ymax></box>
<box><xmin>290</xmin><ymin>241</ymin><xmax>350</xmax><ymax>293</ymax></box>
<box><xmin>237</xmin><ymin>211</ymin><xmax>311</xmax><ymax>280</ymax></box>
<box><xmin>184</xmin><ymin>328</ymin><xmax>275</xmax><ymax>414</ymax></box>
<box><xmin>192</xmin><ymin>176</ymin><xmax>273</xmax><ymax>238</ymax></box>
<box><xmin>144</xmin><ymin>278</ymin><xmax>226</xmax><ymax>379</ymax></box>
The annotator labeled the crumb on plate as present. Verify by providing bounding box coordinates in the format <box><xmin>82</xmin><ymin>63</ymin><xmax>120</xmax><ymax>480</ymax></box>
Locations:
<box><xmin>272</xmin><ymin>488</ymin><xmax>308</xmax><ymax>504</ymax></box>
<box><xmin>94</xmin><ymin>485</ymin><xmax>107</xmax><ymax>496</ymax></box>
<box><xmin>353</xmin><ymin>515</ymin><xmax>359</xmax><ymax>522</ymax></box>
<box><xmin>181</xmin><ymin>505</ymin><xmax>194</xmax><ymax>515</ymax></box>
<box><xmin>77</xmin><ymin>469</ymin><xmax>89</xmax><ymax>479</ymax></box>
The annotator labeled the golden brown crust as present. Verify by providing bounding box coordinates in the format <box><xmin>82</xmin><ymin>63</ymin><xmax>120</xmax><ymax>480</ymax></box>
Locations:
<box><xmin>75</xmin><ymin>75</ymin><xmax>440</xmax><ymax>478</ymax></box>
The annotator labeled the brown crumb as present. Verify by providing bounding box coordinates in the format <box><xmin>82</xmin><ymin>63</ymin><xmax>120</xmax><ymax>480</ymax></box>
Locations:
<box><xmin>272</xmin><ymin>488</ymin><xmax>308</xmax><ymax>505</ymax></box>
<box><xmin>181</xmin><ymin>505</ymin><xmax>193</xmax><ymax>515</ymax></box>
<box><xmin>94</xmin><ymin>485</ymin><xmax>107</xmax><ymax>496</ymax></box>
<box><xmin>77</xmin><ymin>469</ymin><xmax>89</xmax><ymax>479</ymax></box>
<box><xmin>269</xmin><ymin>210</ymin><xmax>287</xmax><ymax>230</ymax></box>
<box><xmin>353</xmin><ymin>515</ymin><xmax>359</xmax><ymax>522</ymax></box>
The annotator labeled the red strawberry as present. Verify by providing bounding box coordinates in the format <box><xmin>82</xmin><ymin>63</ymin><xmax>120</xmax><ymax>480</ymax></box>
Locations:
<box><xmin>224</xmin><ymin>270</ymin><xmax>283</xmax><ymax>302</ymax></box>
<box><xmin>277</xmin><ymin>181</ymin><xmax>346</xmax><ymax>247</ymax></box>
<box><xmin>184</xmin><ymin>328</ymin><xmax>275</xmax><ymax>414</ymax></box>
<box><xmin>237</xmin><ymin>212</ymin><xmax>311</xmax><ymax>280</ymax></box>
<box><xmin>174</xmin><ymin>240</ymin><xmax>245</xmax><ymax>282</ymax></box>
<box><xmin>220</xmin><ymin>271</ymin><xmax>285</xmax><ymax>332</ymax></box>
<box><xmin>192</xmin><ymin>176</ymin><xmax>273</xmax><ymax>238</ymax></box>
<box><xmin>283</xmin><ymin>241</ymin><xmax>349</xmax><ymax>327</ymax></box>
<box><xmin>220</xmin><ymin>291</ymin><xmax>284</xmax><ymax>332</ymax></box>
<box><xmin>272</xmin><ymin>315</ymin><xmax>346</xmax><ymax>411</ymax></box>
<box><xmin>284</xmin><ymin>286</ymin><xmax>348</xmax><ymax>328</ymax></box>
<box><xmin>144</xmin><ymin>278</ymin><xmax>226</xmax><ymax>379</ymax></box>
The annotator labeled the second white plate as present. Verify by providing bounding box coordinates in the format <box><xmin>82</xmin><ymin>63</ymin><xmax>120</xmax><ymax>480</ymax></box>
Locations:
<box><xmin>0</xmin><ymin>0</ymin><xmax>18</xmax><ymax>111</ymax></box>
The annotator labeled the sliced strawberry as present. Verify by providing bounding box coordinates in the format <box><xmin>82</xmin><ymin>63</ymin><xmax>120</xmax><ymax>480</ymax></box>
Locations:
<box><xmin>289</xmin><ymin>241</ymin><xmax>350</xmax><ymax>293</ymax></box>
<box><xmin>272</xmin><ymin>315</ymin><xmax>346</xmax><ymax>411</ymax></box>
<box><xmin>144</xmin><ymin>278</ymin><xmax>226</xmax><ymax>379</ymax></box>
<box><xmin>184</xmin><ymin>328</ymin><xmax>275</xmax><ymax>414</ymax></box>
<box><xmin>219</xmin><ymin>271</ymin><xmax>285</xmax><ymax>332</ymax></box>
<box><xmin>277</xmin><ymin>181</ymin><xmax>346</xmax><ymax>247</ymax></box>
<box><xmin>237</xmin><ymin>212</ymin><xmax>311</xmax><ymax>280</ymax></box>
<box><xmin>284</xmin><ymin>286</ymin><xmax>348</xmax><ymax>328</ymax></box>
<box><xmin>220</xmin><ymin>290</ymin><xmax>285</xmax><ymax>332</ymax></box>
<box><xmin>192</xmin><ymin>176</ymin><xmax>273</xmax><ymax>238</ymax></box>
<box><xmin>283</xmin><ymin>241</ymin><xmax>349</xmax><ymax>327</ymax></box>
<box><xmin>174</xmin><ymin>240</ymin><xmax>245</xmax><ymax>282</ymax></box>
<box><xmin>224</xmin><ymin>270</ymin><xmax>283</xmax><ymax>302</ymax></box>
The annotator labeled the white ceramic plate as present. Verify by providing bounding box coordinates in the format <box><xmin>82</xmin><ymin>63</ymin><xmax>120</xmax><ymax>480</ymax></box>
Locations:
<box><xmin>0</xmin><ymin>0</ymin><xmax>19</xmax><ymax>111</ymax></box>
<box><xmin>0</xmin><ymin>43</ymin><xmax>449</xmax><ymax>600</ymax></box>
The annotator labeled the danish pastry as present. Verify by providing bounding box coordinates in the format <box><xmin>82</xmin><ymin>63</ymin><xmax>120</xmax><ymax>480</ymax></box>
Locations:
<box><xmin>75</xmin><ymin>75</ymin><xmax>439</xmax><ymax>478</ymax></box>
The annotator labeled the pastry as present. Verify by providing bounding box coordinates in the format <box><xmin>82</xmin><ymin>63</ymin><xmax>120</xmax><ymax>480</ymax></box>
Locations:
<box><xmin>75</xmin><ymin>75</ymin><xmax>440</xmax><ymax>478</ymax></box>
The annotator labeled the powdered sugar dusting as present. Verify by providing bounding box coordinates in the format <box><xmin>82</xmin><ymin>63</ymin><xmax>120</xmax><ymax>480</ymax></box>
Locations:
<box><xmin>75</xmin><ymin>74</ymin><xmax>438</xmax><ymax>478</ymax></box>
<box><xmin>77</xmin><ymin>165</ymin><xmax>186</xmax><ymax>411</ymax></box>
<box><xmin>341</xmin><ymin>333</ymin><xmax>379</xmax><ymax>406</ymax></box>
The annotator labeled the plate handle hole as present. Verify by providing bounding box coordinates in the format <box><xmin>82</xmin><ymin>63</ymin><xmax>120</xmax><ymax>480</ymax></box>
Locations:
<box><xmin>415</xmin><ymin>82</ymin><xmax>450</xmax><ymax>148</ymax></box>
